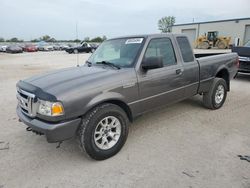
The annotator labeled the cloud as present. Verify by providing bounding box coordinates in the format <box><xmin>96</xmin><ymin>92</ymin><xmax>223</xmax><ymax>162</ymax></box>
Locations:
<box><xmin>0</xmin><ymin>0</ymin><xmax>249</xmax><ymax>40</ymax></box>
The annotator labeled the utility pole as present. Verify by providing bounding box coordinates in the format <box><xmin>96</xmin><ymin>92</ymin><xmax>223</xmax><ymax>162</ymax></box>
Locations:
<box><xmin>76</xmin><ymin>21</ymin><xmax>79</xmax><ymax>67</ymax></box>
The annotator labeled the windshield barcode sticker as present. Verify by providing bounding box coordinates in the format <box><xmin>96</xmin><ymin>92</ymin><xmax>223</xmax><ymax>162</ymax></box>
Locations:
<box><xmin>125</xmin><ymin>38</ymin><xmax>143</xmax><ymax>44</ymax></box>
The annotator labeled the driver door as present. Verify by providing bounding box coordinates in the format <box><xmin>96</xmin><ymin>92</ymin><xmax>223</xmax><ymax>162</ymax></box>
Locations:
<box><xmin>137</xmin><ymin>37</ymin><xmax>186</xmax><ymax>113</ymax></box>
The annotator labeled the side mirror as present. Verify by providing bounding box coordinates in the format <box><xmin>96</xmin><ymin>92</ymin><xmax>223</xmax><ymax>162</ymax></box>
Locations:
<box><xmin>141</xmin><ymin>57</ymin><xmax>163</xmax><ymax>70</ymax></box>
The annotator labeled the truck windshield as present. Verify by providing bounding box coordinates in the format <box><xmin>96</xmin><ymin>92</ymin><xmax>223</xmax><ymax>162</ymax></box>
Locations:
<box><xmin>87</xmin><ymin>37</ymin><xmax>144</xmax><ymax>68</ymax></box>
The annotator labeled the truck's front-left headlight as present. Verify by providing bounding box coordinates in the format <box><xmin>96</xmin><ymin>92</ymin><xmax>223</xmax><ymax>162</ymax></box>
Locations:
<box><xmin>38</xmin><ymin>100</ymin><xmax>64</xmax><ymax>116</ymax></box>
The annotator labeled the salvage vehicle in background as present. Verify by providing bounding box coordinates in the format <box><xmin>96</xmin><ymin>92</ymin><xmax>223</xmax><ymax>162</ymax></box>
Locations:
<box><xmin>24</xmin><ymin>44</ymin><xmax>38</xmax><ymax>52</ymax></box>
<box><xmin>65</xmin><ymin>42</ymin><xmax>97</xmax><ymax>54</ymax></box>
<box><xmin>37</xmin><ymin>42</ymin><xmax>54</xmax><ymax>51</ymax></box>
<box><xmin>0</xmin><ymin>45</ymin><xmax>7</xmax><ymax>52</ymax></box>
<box><xmin>6</xmin><ymin>45</ymin><xmax>23</xmax><ymax>53</ymax></box>
<box><xmin>16</xmin><ymin>34</ymin><xmax>238</xmax><ymax>160</ymax></box>
<box><xmin>52</xmin><ymin>44</ymin><xmax>65</xmax><ymax>51</ymax></box>
<box><xmin>232</xmin><ymin>40</ymin><xmax>250</xmax><ymax>73</ymax></box>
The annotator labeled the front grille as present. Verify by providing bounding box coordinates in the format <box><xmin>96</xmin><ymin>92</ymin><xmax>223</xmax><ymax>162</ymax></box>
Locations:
<box><xmin>16</xmin><ymin>88</ymin><xmax>38</xmax><ymax>117</ymax></box>
<box><xmin>239</xmin><ymin>61</ymin><xmax>250</xmax><ymax>70</ymax></box>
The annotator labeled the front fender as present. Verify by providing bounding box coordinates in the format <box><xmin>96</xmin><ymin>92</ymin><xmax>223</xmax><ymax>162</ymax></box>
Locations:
<box><xmin>83</xmin><ymin>91</ymin><xmax>127</xmax><ymax>114</ymax></box>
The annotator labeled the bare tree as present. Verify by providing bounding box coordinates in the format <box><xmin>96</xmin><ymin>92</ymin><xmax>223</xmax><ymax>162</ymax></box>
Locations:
<box><xmin>158</xmin><ymin>16</ymin><xmax>176</xmax><ymax>33</ymax></box>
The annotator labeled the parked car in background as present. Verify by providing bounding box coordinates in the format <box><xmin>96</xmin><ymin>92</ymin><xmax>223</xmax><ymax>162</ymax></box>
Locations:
<box><xmin>6</xmin><ymin>45</ymin><xmax>23</xmax><ymax>53</ymax></box>
<box><xmin>52</xmin><ymin>44</ymin><xmax>62</xmax><ymax>51</ymax></box>
<box><xmin>65</xmin><ymin>42</ymin><xmax>97</xmax><ymax>54</ymax></box>
<box><xmin>24</xmin><ymin>44</ymin><xmax>38</xmax><ymax>52</ymax></box>
<box><xmin>232</xmin><ymin>40</ymin><xmax>250</xmax><ymax>73</ymax></box>
<box><xmin>18</xmin><ymin>43</ymin><xmax>26</xmax><ymax>51</ymax></box>
<box><xmin>38</xmin><ymin>45</ymin><xmax>53</xmax><ymax>51</ymax></box>
<box><xmin>0</xmin><ymin>45</ymin><xmax>7</xmax><ymax>52</ymax></box>
<box><xmin>37</xmin><ymin>41</ymin><xmax>54</xmax><ymax>51</ymax></box>
<box><xmin>61</xmin><ymin>44</ymin><xmax>70</xmax><ymax>50</ymax></box>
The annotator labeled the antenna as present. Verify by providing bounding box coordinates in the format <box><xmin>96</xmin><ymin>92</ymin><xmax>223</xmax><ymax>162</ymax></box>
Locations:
<box><xmin>76</xmin><ymin>21</ymin><xmax>79</xmax><ymax>67</ymax></box>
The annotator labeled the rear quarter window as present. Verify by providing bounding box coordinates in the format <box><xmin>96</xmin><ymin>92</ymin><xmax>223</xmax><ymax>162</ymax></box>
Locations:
<box><xmin>176</xmin><ymin>37</ymin><xmax>194</xmax><ymax>62</ymax></box>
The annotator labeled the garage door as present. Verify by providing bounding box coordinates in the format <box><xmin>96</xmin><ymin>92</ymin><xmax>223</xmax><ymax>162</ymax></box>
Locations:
<box><xmin>181</xmin><ymin>29</ymin><xmax>196</xmax><ymax>47</ymax></box>
<box><xmin>244</xmin><ymin>25</ymin><xmax>250</xmax><ymax>44</ymax></box>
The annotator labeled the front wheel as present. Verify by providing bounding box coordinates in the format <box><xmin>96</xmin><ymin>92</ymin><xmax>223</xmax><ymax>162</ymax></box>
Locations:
<box><xmin>217</xmin><ymin>41</ymin><xmax>226</xmax><ymax>49</ymax></box>
<box><xmin>203</xmin><ymin>78</ymin><xmax>227</xmax><ymax>109</ymax></box>
<box><xmin>78</xmin><ymin>103</ymin><xmax>129</xmax><ymax>160</ymax></box>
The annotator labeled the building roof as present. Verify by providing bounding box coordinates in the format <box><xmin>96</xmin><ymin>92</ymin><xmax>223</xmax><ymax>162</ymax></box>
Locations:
<box><xmin>173</xmin><ymin>17</ymin><xmax>250</xmax><ymax>27</ymax></box>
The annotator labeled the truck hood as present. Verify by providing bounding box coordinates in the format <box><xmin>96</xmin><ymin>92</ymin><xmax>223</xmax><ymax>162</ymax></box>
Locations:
<box><xmin>24</xmin><ymin>66</ymin><xmax>120</xmax><ymax>96</ymax></box>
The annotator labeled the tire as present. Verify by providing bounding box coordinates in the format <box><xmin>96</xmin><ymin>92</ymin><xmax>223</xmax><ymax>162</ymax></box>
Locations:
<box><xmin>91</xmin><ymin>48</ymin><xmax>95</xmax><ymax>53</ymax></box>
<box><xmin>73</xmin><ymin>49</ymin><xmax>78</xmax><ymax>54</ymax></box>
<box><xmin>198</xmin><ymin>42</ymin><xmax>209</xmax><ymax>49</ymax></box>
<box><xmin>78</xmin><ymin>103</ymin><xmax>129</xmax><ymax>160</ymax></box>
<box><xmin>203</xmin><ymin>78</ymin><xmax>227</xmax><ymax>110</ymax></box>
<box><xmin>217</xmin><ymin>41</ymin><xmax>226</xmax><ymax>49</ymax></box>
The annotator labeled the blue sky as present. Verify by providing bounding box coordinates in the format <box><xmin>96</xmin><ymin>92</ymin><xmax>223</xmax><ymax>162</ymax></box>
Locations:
<box><xmin>0</xmin><ymin>0</ymin><xmax>249</xmax><ymax>40</ymax></box>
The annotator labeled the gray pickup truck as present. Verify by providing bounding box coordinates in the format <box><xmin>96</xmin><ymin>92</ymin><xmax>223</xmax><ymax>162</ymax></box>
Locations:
<box><xmin>16</xmin><ymin>34</ymin><xmax>238</xmax><ymax>160</ymax></box>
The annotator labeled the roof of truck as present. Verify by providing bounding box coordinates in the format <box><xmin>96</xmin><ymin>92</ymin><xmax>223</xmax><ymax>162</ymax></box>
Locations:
<box><xmin>110</xmin><ymin>33</ymin><xmax>185</xmax><ymax>40</ymax></box>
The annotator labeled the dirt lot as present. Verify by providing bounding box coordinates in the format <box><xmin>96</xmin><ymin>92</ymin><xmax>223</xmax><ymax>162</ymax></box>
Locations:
<box><xmin>0</xmin><ymin>51</ymin><xmax>250</xmax><ymax>188</ymax></box>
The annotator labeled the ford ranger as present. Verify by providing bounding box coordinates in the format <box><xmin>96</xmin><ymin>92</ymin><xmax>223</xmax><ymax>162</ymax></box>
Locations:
<box><xmin>16</xmin><ymin>34</ymin><xmax>238</xmax><ymax>160</ymax></box>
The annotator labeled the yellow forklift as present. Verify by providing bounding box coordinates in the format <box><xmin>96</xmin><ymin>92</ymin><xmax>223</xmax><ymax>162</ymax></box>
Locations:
<box><xmin>196</xmin><ymin>31</ymin><xmax>231</xmax><ymax>49</ymax></box>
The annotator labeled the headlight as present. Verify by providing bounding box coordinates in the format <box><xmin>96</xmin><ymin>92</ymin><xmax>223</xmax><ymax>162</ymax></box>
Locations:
<box><xmin>38</xmin><ymin>100</ymin><xmax>64</xmax><ymax>116</ymax></box>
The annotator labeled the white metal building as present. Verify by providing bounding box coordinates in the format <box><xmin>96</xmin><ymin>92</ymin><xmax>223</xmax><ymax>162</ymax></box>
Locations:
<box><xmin>172</xmin><ymin>17</ymin><xmax>250</xmax><ymax>47</ymax></box>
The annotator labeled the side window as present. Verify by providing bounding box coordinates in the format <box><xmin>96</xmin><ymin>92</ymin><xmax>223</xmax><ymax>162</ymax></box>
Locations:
<box><xmin>176</xmin><ymin>37</ymin><xmax>194</xmax><ymax>62</ymax></box>
<box><xmin>144</xmin><ymin>38</ymin><xmax>176</xmax><ymax>67</ymax></box>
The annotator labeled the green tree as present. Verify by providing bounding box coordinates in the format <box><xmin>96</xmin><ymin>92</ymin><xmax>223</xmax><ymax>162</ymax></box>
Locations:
<box><xmin>31</xmin><ymin>39</ymin><xmax>39</xmax><ymax>42</ymax></box>
<box><xmin>7</xmin><ymin>37</ymin><xmax>23</xmax><ymax>42</ymax></box>
<box><xmin>0</xmin><ymin>37</ymin><xmax>5</xmax><ymax>42</ymax></box>
<box><xmin>49</xmin><ymin>37</ymin><xmax>56</xmax><ymax>42</ymax></box>
<box><xmin>90</xmin><ymin>37</ymin><xmax>103</xmax><ymax>42</ymax></box>
<box><xmin>158</xmin><ymin>16</ymin><xmax>175</xmax><ymax>33</ymax></box>
<box><xmin>40</xmin><ymin>35</ymin><xmax>51</xmax><ymax>42</ymax></box>
<box><xmin>73</xmin><ymin>39</ymin><xmax>81</xmax><ymax>43</ymax></box>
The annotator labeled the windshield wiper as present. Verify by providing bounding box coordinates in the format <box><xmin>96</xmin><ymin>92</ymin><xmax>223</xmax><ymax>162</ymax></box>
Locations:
<box><xmin>96</xmin><ymin>61</ymin><xmax>120</xmax><ymax>69</ymax></box>
<box><xmin>86</xmin><ymin>61</ymin><xmax>92</xmax><ymax>67</ymax></box>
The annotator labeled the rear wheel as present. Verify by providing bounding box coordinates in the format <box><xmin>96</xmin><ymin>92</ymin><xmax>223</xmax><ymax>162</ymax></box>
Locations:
<box><xmin>203</xmin><ymin>78</ymin><xmax>227</xmax><ymax>109</ymax></box>
<box><xmin>217</xmin><ymin>41</ymin><xmax>226</xmax><ymax>49</ymax></box>
<box><xmin>73</xmin><ymin>49</ymin><xmax>78</xmax><ymax>54</ymax></box>
<box><xmin>78</xmin><ymin>103</ymin><xmax>129</xmax><ymax>160</ymax></box>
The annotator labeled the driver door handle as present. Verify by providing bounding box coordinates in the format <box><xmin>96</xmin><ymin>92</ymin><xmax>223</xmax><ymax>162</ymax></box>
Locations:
<box><xmin>176</xmin><ymin>69</ymin><xmax>183</xmax><ymax>75</ymax></box>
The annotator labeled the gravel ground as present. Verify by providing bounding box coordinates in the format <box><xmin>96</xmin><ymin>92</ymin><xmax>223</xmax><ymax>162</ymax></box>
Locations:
<box><xmin>0</xmin><ymin>51</ymin><xmax>250</xmax><ymax>188</ymax></box>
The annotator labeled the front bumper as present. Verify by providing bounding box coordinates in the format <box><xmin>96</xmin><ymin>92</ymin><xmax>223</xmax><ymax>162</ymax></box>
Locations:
<box><xmin>17</xmin><ymin>106</ymin><xmax>81</xmax><ymax>143</ymax></box>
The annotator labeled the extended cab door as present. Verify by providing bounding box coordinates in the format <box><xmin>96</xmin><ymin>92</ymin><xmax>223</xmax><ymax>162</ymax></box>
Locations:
<box><xmin>136</xmin><ymin>36</ymin><xmax>187</xmax><ymax>113</ymax></box>
<box><xmin>175</xmin><ymin>36</ymin><xmax>199</xmax><ymax>97</ymax></box>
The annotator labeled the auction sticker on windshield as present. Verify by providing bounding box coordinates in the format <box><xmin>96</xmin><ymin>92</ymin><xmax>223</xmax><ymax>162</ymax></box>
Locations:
<box><xmin>125</xmin><ymin>38</ymin><xmax>143</xmax><ymax>44</ymax></box>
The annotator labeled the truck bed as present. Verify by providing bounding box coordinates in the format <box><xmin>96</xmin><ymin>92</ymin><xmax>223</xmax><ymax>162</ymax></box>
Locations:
<box><xmin>196</xmin><ymin>53</ymin><xmax>238</xmax><ymax>93</ymax></box>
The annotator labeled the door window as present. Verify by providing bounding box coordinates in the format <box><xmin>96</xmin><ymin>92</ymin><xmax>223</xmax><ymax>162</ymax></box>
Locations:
<box><xmin>144</xmin><ymin>38</ymin><xmax>177</xmax><ymax>67</ymax></box>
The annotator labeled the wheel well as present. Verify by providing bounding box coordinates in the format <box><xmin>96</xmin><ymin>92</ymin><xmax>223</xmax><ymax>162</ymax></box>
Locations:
<box><xmin>216</xmin><ymin>69</ymin><xmax>230</xmax><ymax>91</ymax></box>
<box><xmin>93</xmin><ymin>100</ymin><xmax>133</xmax><ymax>122</ymax></box>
